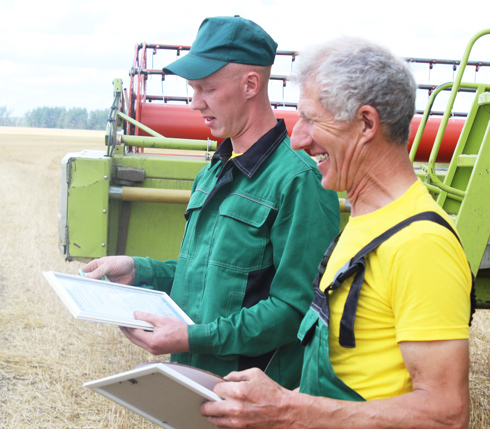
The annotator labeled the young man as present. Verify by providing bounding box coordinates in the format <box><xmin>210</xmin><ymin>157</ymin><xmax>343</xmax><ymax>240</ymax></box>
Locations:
<box><xmin>83</xmin><ymin>16</ymin><xmax>340</xmax><ymax>389</ymax></box>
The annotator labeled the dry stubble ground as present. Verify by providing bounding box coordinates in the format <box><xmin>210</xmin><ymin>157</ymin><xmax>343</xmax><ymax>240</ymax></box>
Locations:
<box><xmin>0</xmin><ymin>127</ymin><xmax>488</xmax><ymax>428</ymax></box>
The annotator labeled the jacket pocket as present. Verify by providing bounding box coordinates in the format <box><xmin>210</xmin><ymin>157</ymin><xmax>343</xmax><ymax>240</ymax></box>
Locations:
<box><xmin>219</xmin><ymin>193</ymin><xmax>273</xmax><ymax>227</ymax></box>
<box><xmin>185</xmin><ymin>189</ymin><xmax>209</xmax><ymax>219</ymax></box>
<box><xmin>209</xmin><ymin>194</ymin><xmax>275</xmax><ymax>270</ymax></box>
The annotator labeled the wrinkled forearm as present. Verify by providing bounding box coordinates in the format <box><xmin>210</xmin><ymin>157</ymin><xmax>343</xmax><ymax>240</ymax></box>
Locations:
<box><xmin>274</xmin><ymin>389</ymin><xmax>469</xmax><ymax>429</ymax></box>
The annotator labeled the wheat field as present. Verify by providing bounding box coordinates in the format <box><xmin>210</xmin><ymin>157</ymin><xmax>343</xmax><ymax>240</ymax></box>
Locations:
<box><xmin>0</xmin><ymin>126</ymin><xmax>488</xmax><ymax>428</ymax></box>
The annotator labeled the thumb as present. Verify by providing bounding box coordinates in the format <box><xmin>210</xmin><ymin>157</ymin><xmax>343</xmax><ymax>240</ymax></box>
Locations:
<box><xmin>84</xmin><ymin>267</ymin><xmax>104</xmax><ymax>279</ymax></box>
<box><xmin>81</xmin><ymin>262</ymin><xmax>105</xmax><ymax>279</ymax></box>
<box><xmin>133</xmin><ymin>311</ymin><xmax>158</xmax><ymax>324</ymax></box>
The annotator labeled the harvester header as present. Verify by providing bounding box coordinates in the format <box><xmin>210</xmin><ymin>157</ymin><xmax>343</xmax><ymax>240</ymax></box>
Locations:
<box><xmin>59</xmin><ymin>30</ymin><xmax>490</xmax><ymax>308</ymax></box>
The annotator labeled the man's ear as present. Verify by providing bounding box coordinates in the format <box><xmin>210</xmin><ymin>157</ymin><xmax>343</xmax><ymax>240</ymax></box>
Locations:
<box><xmin>244</xmin><ymin>72</ymin><xmax>260</xmax><ymax>99</ymax></box>
<box><xmin>357</xmin><ymin>105</ymin><xmax>379</xmax><ymax>143</ymax></box>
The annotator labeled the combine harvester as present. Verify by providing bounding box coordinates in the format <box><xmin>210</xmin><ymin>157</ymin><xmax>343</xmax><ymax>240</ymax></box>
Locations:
<box><xmin>59</xmin><ymin>30</ymin><xmax>490</xmax><ymax>309</ymax></box>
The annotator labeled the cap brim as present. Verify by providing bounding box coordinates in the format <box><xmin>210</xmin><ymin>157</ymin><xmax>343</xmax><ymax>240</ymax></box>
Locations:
<box><xmin>163</xmin><ymin>53</ymin><xmax>228</xmax><ymax>80</ymax></box>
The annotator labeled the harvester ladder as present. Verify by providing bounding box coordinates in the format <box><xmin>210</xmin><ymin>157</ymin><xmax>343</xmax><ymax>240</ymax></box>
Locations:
<box><xmin>410</xmin><ymin>29</ymin><xmax>490</xmax><ymax>277</ymax></box>
<box><xmin>438</xmin><ymin>85</ymin><xmax>490</xmax><ymax>274</ymax></box>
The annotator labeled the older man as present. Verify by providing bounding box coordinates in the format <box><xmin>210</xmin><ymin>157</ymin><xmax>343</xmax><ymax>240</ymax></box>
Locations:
<box><xmin>201</xmin><ymin>36</ymin><xmax>473</xmax><ymax>428</ymax></box>
<box><xmin>82</xmin><ymin>16</ymin><xmax>340</xmax><ymax>389</ymax></box>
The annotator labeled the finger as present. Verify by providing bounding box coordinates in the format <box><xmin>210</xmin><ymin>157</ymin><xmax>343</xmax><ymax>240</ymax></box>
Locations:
<box><xmin>81</xmin><ymin>260</ymin><xmax>98</xmax><ymax>273</ymax></box>
<box><xmin>84</xmin><ymin>269</ymin><xmax>103</xmax><ymax>279</ymax></box>
<box><xmin>120</xmin><ymin>326</ymin><xmax>153</xmax><ymax>351</ymax></box>
<box><xmin>212</xmin><ymin>380</ymin><xmax>238</xmax><ymax>399</ymax></box>
<box><xmin>201</xmin><ymin>400</ymin><xmax>231</xmax><ymax>419</ymax></box>
<box><xmin>123</xmin><ymin>325</ymin><xmax>152</xmax><ymax>342</ymax></box>
<box><xmin>223</xmin><ymin>368</ymin><xmax>257</xmax><ymax>382</ymax></box>
<box><xmin>204</xmin><ymin>415</ymin><xmax>232</xmax><ymax>429</ymax></box>
<box><xmin>201</xmin><ymin>402</ymin><xmax>243</xmax><ymax>429</ymax></box>
<box><xmin>120</xmin><ymin>326</ymin><xmax>138</xmax><ymax>342</ymax></box>
<box><xmin>82</xmin><ymin>263</ymin><xmax>107</xmax><ymax>279</ymax></box>
<box><xmin>81</xmin><ymin>258</ymin><xmax>105</xmax><ymax>274</ymax></box>
<box><xmin>133</xmin><ymin>311</ymin><xmax>163</xmax><ymax>325</ymax></box>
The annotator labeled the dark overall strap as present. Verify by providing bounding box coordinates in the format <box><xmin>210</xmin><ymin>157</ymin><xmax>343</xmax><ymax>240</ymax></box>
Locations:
<box><xmin>308</xmin><ymin>233</ymin><xmax>342</xmax><ymax>326</ymax></box>
<box><xmin>320</xmin><ymin>211</ymin><xmax>475</xmax><ymax>348</ymax></box>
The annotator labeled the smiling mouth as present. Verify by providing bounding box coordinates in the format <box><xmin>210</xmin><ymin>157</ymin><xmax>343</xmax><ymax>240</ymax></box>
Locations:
<box><xmin>204</xmin><ymin>116</ymin><xmax>216</xmax><ymax>126</ymax></box>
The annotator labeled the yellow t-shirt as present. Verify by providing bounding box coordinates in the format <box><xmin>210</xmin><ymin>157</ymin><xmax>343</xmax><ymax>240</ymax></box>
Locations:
<box><xmin>320</xmin><ymin>180</ymin><xmax>471</xmax><ymax>400</ymax></box>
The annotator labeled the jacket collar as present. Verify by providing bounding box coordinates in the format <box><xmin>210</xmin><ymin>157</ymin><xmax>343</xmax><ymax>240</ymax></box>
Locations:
<box><xmin>212</xmin><ymin>119</ymin><xmax>288</xmax><ymax>179</ymax></box>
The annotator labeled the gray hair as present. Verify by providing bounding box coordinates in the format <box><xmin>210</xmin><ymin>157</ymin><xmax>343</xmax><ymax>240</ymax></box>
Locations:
<box><xmin>293</xmin><ymin>36</ymin><xmax>417</xmax><ymax>144</ymax></box>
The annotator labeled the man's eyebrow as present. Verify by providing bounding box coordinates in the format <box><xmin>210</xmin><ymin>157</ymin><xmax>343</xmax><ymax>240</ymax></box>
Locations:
<box><xmin>299</xmin><ymin>110</ymin><xmax>314</xmax><ymax>120</ymax></box>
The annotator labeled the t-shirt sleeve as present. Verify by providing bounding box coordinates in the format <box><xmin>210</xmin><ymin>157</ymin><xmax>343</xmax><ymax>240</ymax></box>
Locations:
<box><xmin>389</xmin><ymin>226</ymin><xmax>472</xmax><ymax>343</ymax></box>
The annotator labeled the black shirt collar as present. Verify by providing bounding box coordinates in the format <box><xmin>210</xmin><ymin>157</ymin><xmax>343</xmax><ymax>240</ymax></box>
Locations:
<box><xmin>212</xmin><ymin>119</ymin><xmax>288</xmax><ymax>179</ymax></box>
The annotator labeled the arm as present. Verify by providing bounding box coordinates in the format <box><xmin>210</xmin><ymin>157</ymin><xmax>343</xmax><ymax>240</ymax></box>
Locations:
<box><xmin>81</xmin><ymin>253</ymin><xmax>177</xmax><ymax>291</ymax></box>
<box><xmin>131</xmin><ymin>256</ymin><xmax>177</xmax><ymax>292</ymax></box>
<box><xmin>201</xmin><ymin>339</ymin><xmax>469</xmax><ymax>428</ymax></box>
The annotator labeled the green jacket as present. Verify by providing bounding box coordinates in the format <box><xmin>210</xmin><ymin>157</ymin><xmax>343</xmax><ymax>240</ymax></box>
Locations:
<box><xmin>133</xmin><ymin>120</ymin><xmax>340</xmax><ymax>389</ymax></box>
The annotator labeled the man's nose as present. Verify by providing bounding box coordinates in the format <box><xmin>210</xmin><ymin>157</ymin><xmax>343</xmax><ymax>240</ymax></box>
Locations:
<box><xmin>291</xmin><ymin>120</ymin><xmax>311</xmax><ymax>151</ymax></box>
<box><xmin>190</xmin><ymin>92</ymin><xmax>204</xmax><ymax>111</ymax></box>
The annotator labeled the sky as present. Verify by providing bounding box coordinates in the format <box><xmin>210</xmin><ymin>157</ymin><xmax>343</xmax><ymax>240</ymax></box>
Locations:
<box><xmin>1</xmin><ymin>0</ymin><xmax>490</xmax><ymax>118</ymax></box>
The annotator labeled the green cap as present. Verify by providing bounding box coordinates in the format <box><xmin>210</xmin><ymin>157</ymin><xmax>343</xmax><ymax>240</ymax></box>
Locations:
<box><xmin>163</xmin><ymin>16</ymin><xmax>278</xmax><ymax>80</ymax></box>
